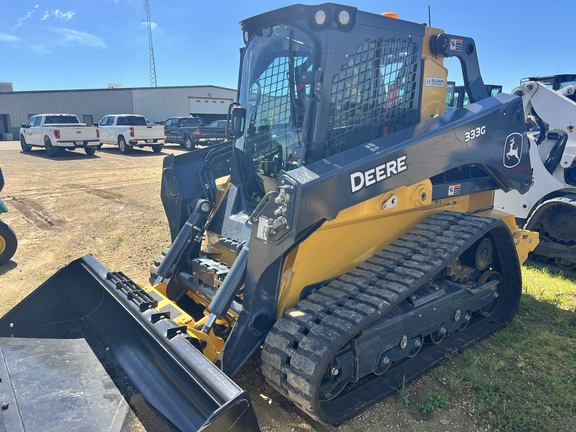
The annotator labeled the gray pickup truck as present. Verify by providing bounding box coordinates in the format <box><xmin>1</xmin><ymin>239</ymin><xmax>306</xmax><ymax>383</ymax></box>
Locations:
<box><xmin>193</xmin><ymin>120</ymin><xmax>229</xmax><ymax>147</ymax></box>
<box><xmin>164</xmin><ymin>117</ymin><xmax>227</xmax><ymax>151</ymax></box>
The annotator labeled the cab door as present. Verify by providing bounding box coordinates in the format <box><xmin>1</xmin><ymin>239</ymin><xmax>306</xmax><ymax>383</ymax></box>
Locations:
<box><xmin>24</xmin><ymin>116</ymin><xmax>41</xmax><ymax>145</ymax></box>
<box><xmin>164</xmin><ymin>119</ymin><xmax>175</xmax><ymax>143</ymax></box>
<box><xmin>98</xmin><ymin>116</ymin><xmax>112</xmax><ymax>143</ymax></box>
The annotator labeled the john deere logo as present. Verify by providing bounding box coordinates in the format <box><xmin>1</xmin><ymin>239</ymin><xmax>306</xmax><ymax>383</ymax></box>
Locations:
<box><xmin>503</xmin><ymin>133</ymin><xmax>522</xmax><ymax>169</ymax></box>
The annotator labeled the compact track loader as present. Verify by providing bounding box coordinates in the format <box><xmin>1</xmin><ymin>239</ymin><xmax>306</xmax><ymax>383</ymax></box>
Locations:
<box><xmin>494</xmin><ymin>81</ymin><xmax>576</xmax><ymax>270</ymax></box>
<box><xmin>0</xmin><ymin>4</ymin><xmax>538</xmax><ymax>431</ymax></box>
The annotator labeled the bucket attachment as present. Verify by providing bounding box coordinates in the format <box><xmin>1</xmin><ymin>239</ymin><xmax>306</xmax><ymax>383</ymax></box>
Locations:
<box><xmin>0</xmin><ymin>255</ymin><xmax>260</xmax><ymax>432</ymax></box>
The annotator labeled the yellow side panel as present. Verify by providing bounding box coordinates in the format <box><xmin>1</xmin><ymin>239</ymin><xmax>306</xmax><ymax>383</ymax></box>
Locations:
<box><xmin>276</xmin><ymin>182</ymin><xmax>503</xmax><ymax>316</ymax></box>
<box><xmin>421</xmin><ymin>26</ymin><xmax>448</xmax><ymax>122</ymax></box>
<box><xmin>276</xmin><ymin>185</ymin><xmax>537</xmax><ymax>316</ymax></box>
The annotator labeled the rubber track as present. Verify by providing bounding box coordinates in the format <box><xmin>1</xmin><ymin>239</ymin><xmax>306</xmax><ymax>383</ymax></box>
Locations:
<box><xmin>261</xmin><ymin>211</ymin><xmax>509</xmax><ymax>424</ymax></box>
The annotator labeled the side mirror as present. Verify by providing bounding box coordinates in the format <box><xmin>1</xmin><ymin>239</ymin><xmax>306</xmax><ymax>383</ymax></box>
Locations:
<box><xmin>21</xmin><ymin>123</ymin><xmax>28</xmax><ymax>128</ymax></box>
<box><xmin>93</xmin><ymin>122</ymin><xmax>98</xmax><ymax>127</ymax></box>
<box><xmin>227</xmin><ymin>103</ymin><xmax>246</xmax><ymax>139</ymax></box>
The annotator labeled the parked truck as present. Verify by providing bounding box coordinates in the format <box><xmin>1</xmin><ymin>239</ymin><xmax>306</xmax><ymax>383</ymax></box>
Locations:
<box><xmin>19</xmin><ymin>113</ymin><xmax>100</xmax><ymax>157</ymax></box>
<box><xmin>97</xmin><ymin>114</ymin><xmax>165</xmax><ymax>154</ymax></box>
<box><xmin>163</xmin><ymin>116</ymin><xmax>205</xmax><ymax>150</ymax></box>
<box><xmin>192</xmin><ymin>119</ymin><xmax>229</xmax><ymax>146</ymax></box>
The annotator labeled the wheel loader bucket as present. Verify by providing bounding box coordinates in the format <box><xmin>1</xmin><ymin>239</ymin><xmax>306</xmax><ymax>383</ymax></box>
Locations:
<box><xmin>0</xmin><ymin>255</ymin><xmax>260</xmax><ymax>432</ymax></box>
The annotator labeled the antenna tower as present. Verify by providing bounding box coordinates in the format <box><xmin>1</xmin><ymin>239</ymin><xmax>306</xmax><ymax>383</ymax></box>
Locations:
<box><xmin>144</xmin><ymin>0</ymin><xmax>157</xmax><ymax>87</ymax></box>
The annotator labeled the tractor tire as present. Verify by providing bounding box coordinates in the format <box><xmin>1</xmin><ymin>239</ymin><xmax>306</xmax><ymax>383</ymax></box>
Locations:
<box><xmin>0</xmin><ymin>221</ymin><xmax>17</xmax><ymax>265</ymax></box>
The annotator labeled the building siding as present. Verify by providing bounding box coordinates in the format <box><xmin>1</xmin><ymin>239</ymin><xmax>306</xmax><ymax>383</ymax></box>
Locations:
<box><xmin>0</xmin><ymin>85</ymin><xmax>236</xmax><ymax>135</ymax></box>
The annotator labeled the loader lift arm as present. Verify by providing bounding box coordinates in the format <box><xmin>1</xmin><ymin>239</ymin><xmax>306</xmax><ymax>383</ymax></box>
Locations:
<box><xmin>429</xmin><ymin>33</ymin><xmax>489</xmax><ymax>103</ymax></box>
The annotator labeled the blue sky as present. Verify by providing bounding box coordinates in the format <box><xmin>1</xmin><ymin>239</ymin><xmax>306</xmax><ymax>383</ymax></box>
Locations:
<box><xmin>0</xmin><ymin>1</ymin><xmax>571</xmax><ymax>93</ymax></box>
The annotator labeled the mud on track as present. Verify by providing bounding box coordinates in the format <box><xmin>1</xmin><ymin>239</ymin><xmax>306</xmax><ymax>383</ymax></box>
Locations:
<box><xmin>0</xmin><ymin>142</ymin><xmax>488</xmax><ymax>432</ymax></box>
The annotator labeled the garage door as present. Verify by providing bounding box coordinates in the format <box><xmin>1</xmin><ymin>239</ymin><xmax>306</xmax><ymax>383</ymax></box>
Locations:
<box><xmin>188</xmin><ymin>97</ymin><xmax>232</xmax><ymax>115</ymax></box>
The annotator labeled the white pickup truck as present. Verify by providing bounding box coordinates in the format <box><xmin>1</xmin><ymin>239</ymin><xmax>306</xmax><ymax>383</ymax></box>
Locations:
<box><xmin>19</xmin><ymin>114</ymin><xmax>100</xmax><ymax>157</ymax></box>
<box><xmin>97</xmin><ymin>114</ymin><xmax>164</xmax><ymax>154</ymax></box>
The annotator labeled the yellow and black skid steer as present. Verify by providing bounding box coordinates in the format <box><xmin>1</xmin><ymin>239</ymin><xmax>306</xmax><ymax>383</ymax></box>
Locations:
<box><xmin>0</xmin><ymin>4</ymin><xmax>539</xmax><ymax>431</ymax></box>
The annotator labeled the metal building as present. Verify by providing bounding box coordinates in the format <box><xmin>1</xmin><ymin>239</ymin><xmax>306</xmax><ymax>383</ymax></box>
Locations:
<box><xmin>0</xmin><ymin>85</ymin><xmax>236</xmax><ymax>140</ymax></box>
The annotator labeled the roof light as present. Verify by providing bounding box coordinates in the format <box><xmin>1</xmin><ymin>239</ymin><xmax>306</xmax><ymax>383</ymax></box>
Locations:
<box><xmin>314</xmin><ymin>9</ymin><xmax>327</xmax><ymax>26</ymax></box>
<box><xmin>243</xmin><ymin>30</ymin><xmax>250</xmax><ymax>44</ymax></box>
<box><xmin>337</xmin><ymin>9</ymin><xmax>351</xmax><ymax>26</ymax></box>
<box><xmin>382</xmin><ymin>12</ymin><xmax>398</xmax><ymax>19</ymax></box>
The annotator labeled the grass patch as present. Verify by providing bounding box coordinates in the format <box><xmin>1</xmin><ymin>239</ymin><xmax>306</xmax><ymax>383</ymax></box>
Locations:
<box><xmin>395</xmin><ymin>375</ymin><xmax>410</xmax><ymax>408</ymax></box>
<box><xmin>416</xmin><ymin>389</ymin><xmax>450</xmax><ymax>415</ymax></box>
<box><xmin>436</xmin><ymin>263</ymin><xmax>576</xmax><ymax>432</ymax></box>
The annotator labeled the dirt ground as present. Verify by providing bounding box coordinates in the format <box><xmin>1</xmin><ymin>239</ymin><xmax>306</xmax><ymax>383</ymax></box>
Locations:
<box><xmin>0</xmin><ymin>141</ymin><xmax>490</xmax><ymax>431</ymax></box>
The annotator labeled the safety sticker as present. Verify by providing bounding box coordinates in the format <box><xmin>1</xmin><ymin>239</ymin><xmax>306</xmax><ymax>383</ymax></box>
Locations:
<box><xmin>450</xmin><ymin>38</ymin><xmax>463</xmax><ymax>51</ymax></box>
<box><xmin>448</xmin><ymin>184</ymin><xmax>461</xmax><ymax>196</ymax></box>
<box><xmin>426</xmin><ymin>77</ymin><xmax>445</xmax><ymax>87</ymax></box>
<box><xmin>503</xmin><ymin>132</ymin><xmax>523</xmax><ymax>169</ymax></box>
<box><xmin>257</xmin><ymin>215</ymin><xmax>269</xmax><ymax>241</ymax></box>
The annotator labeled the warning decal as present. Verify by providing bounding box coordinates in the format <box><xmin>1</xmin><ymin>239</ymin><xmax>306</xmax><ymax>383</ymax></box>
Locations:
<box><xmin>448</xmin><ymin>184</ymin><xmax>461</xmax><ymax>196</ymax></box>
<box><xmin>450</xmin><ymin>38</ymin><xmax>463</xmax><ymax>52</ymax></box>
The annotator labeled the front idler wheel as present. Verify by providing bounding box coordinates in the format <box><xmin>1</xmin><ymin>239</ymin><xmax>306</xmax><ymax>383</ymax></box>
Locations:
<box><xmin>461</xmin><ymin>236</ymin><xmax>494</xmax><ymax>271</ymax></box>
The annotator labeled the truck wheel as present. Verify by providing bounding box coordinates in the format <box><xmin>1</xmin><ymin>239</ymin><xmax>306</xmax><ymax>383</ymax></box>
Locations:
<box><xmin>44</xmin><ymin>137</ymin><xmax>60</xmax><ymax>157</ymax></box>
<box><xmin>20</xmin><ymin>136</ymin><xmax>32</xmax><ymax>152</ymax></box>
<box><xmin>184</xmin><ymin>136</ymin><xmax>195</xmax><ymax>151</ymax></box>
<box><xmin>85</xmin><ymin>147</ymin><xmax>96</xmax><ymax>156</ymax></box>
<box><xmin>0</xmin><ymin>221</ymin><xmax>17</xmax><ymax>265</ymax></box>
<box><xmin>118</xmin><ymin>136</ymin><xmax>131</xmax><ymax>154</ymax></box>
<box><xmin>151</xmin><ymin>144</ymin><xmax>163</xmax><ymax>153</ymax></box>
